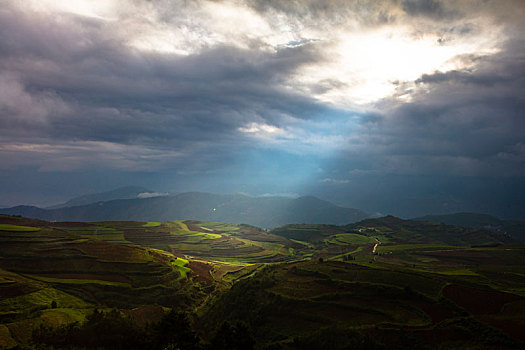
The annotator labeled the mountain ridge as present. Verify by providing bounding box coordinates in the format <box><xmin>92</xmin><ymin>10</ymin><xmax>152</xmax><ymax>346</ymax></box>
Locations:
<box><xmin>0</xmin><ymin>192</ymin><xmax>368</xmax><ymax>228</ymax></box>
<box><xmin>46</xmin><ymin>185</ymin><xmax>154</xmax><ymax>209</ymax></box>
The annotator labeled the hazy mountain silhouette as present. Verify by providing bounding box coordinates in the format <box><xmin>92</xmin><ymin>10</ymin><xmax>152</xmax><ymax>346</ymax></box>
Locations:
<box><xmin>1</xmin><ymin>192</ymin><xmax>368</xmax><ymax>228</ymax></box>
<box><xmin>46</xmin><ymin>186</ymin><xmax>154</xmax><ymax>209</ymax></box>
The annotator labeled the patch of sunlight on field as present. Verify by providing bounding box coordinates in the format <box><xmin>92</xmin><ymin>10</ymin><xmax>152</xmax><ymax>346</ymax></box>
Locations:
<box><xmin>142</xmin><ymin>222</ymin><xmax>161</xmax><ymax>227</ymax></box>
<box><xmin>166</xmin><ymin>220</ymin><xmax>190</xmax><ymax>232</ymax></box>
<box><xmin>0</xmin><ymin>224</ymin><xmax>40</xmax><ymax>232</ymax></box>
<box><xmin>170</xmin><ymin>257</ymin><xmax>191</xmax><ymax>280</ymax></box>
<box><xmin>171</xmin><ymin>257</ymin><xmax>189</xmax><ymax>267</ymax></box>
<box><xmin>184</xmin><ymin>232</ymin><xmax>222</xmax><ymax>239</ymax></box>
<box><xmin>168</xmin><ymin>221</ymin><xmax>226</xmax><ymax>239</ymax></box>
<box><xmin>199</xmin><ymin>222</ymin><xmax>240</xmax><ymax>232</ymax></box>
<box><xmin>290</xmin><ymin>239</ymin><xmax>309</xmax><ymax>246</ymax></box>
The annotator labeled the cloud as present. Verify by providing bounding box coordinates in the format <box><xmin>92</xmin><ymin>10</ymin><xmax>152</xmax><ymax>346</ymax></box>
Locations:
<box><xmin>401</xmin><ymin>0</ymin><xmax>451</xmax><ymax>19</ymax></box>
<box><xmin>238</xmin><ymin>122</ymin><xmax>285</xmax><ymax>136</ymax></box>
<box><xmin>259</xmin><ymin>192</ymin><xmax>300</xmax><ymax>198</ymax></box>
<box><xmin>137</xmin><ymin>192</ymin><xmax>169</xmax><ymax>199</ymax></box>
<box><xmin>319</xmin><ymin>178</ymin><xmax>351</xmax><ymax>184</ymax></box>
<box><xmin>0</xmin><ymin>0</ymin><xmax>333</xmax><ymax>173</ymax></box>
<box><xmin>0</xmin><ymin>73</ymin><xmax>71</xmax><ymax>130</ymax></box>
<box><xmin>0</xmin><ymin>140</ymin><xmax>184</xmax><ymax>172</ymax></box>
<box><xmin>0</xmin><ymin>0</ymin><xmax>524</xmax><ymax>213</ymax></box>
<box><xmin>333</xmin><ymin>33</ymin><xmax>525</xmax><ymax>177</ymax></box>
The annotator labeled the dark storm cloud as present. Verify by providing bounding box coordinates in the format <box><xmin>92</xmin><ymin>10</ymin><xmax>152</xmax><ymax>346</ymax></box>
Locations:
<box><xmin>247</xmin><ymin>0</ymin><xmax>400</xmax><ymax>27</ymax></box>
<box><xmin>0</xmin><ymin>0</ymin><xmax>524</xmax><ymax>214</ymax></box>
<box><xmin>339</xmin><ymin>35</ymin><xmax>525</xmax><ymax>177</ymax></box>
<box><xmin>401</xmin><ymin>0</ymin><xmax>452</xmax><ymax>20</ymax></box>
<box><xmin>0</xmin><ymin>1</ymin><xmax>332</xmax><ymax>172</ymax></box>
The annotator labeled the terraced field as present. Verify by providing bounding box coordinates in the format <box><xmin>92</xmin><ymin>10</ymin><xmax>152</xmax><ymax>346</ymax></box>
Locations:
<box><xmin>0</xmin><ymin>215</ymin><xmax>203</xmax><ymax>347</ymax></box>
<box><xmin>0</xmin><ymin>216</ymin><xmax>305</xmax><ymax>348</ymax></box>
<box><xmin>100</xmin><ymin>220</ymin><xmax>299</xmax><ymax>264</ymax></box>
<box><xmin>1</xmin><ymin>214</ymin><xmax>524</xmax><ymax>349</ymax></box>
<box><xmin>202</xmin><ymin>249</ymin><xmax>525</xmax><ymax>348</ymax></box>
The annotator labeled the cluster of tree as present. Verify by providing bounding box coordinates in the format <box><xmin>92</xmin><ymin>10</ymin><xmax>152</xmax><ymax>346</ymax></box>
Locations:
<box><xmin>32</xmin><ymin>309</ymin><xmax>254</xmax><ymax>350</ymax></box>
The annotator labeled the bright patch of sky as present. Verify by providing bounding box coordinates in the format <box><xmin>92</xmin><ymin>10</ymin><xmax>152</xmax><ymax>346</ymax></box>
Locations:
<box><xmin>1</xmin><ymin>0</ymin><xmax>524</xmax><ymax>216</ymax></box>
<box><xmin>22</xmin><ymin>0</ymin><xmax>504</xmax><ymax>107</ymax></box>
<box><xmin>295</xmin><ymin>24</ymin><xmax>503</xmax><ymax>105</ymax></box>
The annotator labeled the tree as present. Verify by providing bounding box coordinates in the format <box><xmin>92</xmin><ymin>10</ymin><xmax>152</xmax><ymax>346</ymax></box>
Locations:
<box><xmin>155</xmin><ymin>310</ymin><xmax>200</xmax><ymax>350</ymax></box>
<box><xmin>209</xmin><ymin>321</ymin><xmax>254</xmax><ymax>350</ymax></box>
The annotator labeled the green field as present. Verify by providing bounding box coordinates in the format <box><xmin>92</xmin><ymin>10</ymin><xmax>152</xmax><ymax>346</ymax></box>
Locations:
<box><xmin>198</xmin><ymin>222</ymin><xmax>240</xmax><ymax>232</ymax></box>
<box><xmin>24</xmin><ymin>275</ymin><xmax>132</xmax><ymax>287</ymax></box>
<box><xmin>170</xmin><ymin>257</ymin><xmax>191</xmax><ymax>280</ymax></box>
<box><xmin>142</xmin><ymin>222</ymin><xmax>161</xmax><ymax>227</ymax></box>
<box><xmin>376</xmin><ymin>243</ymin><xmax>458</xmax><ymax>253</ymax></box>
<box><xmin>0</xmin><ymin>224</ymin><xmax>40</xmax><ymax>232</ymax></box>
<box><xmin>327</xmin><ymin>233</ymin><xmax>375</xmax><ymax>245</ymax></box>
<box><xmin>0</xmin><ymin>214</ymin><xmax>523</xmax><ymax>349</ymax></box>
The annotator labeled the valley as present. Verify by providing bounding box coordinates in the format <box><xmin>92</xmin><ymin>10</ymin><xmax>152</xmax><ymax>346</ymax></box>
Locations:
<box><xmin>0</xmin><ymin>214</ymin><xmax>523</xmax><ymax>349</ymax></box>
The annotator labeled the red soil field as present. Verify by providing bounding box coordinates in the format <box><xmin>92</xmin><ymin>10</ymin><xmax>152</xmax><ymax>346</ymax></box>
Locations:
<box><xmin>187</xmin><ymin>260</ymin><xmax>213</xmax><ymax>285</ymax></box>
<box><xmin>480</xmin><ymin>315</ymin><xmax>525</xmax><ymax>342</ymax></box>
<box><xmin>443</xmin><ymin>284</ymin><xmax>522</xmax><ymax>315</ymax></box>
<box><xmin>73</xmin><ymin>241</ymin><xmax>148</xmax><ymax>262</ymax></box>
<box><xmin>38</xmin><ymin>273</ymin><xmax>132</xmax><ymax>284</ymax></box>
<box><xmin>411</xmin><ymin>300</ymin><xmax>455</xmax><ymax>324</ymax></box>
<box><xmin>123</xmin><ymin>305</ymin><xmax>165</xmax><ymax>326</ymax></box>
<box><xmin>421</xmin><ymin>249</ymin><xmax>506</xmax><ymax>265</ymax></box>
<box><xmin>210</xmin><ymin>264</ymin><xmax>245</xmax><ymax>281</ymax></box>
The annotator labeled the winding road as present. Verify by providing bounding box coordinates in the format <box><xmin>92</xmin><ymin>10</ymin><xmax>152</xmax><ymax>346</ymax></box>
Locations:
<box><xmin>372</xmin><ymin>237</ymin><xmax>381</xmax><ymax>254</ymax></box>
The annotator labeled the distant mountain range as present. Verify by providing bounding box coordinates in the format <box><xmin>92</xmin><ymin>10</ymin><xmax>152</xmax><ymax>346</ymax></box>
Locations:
<box><xmin>4</xmin><ymin>187</ymin><xmax>524</xmax><ymax>238</ymax></box>
<box><xmin>415</xmin><ymin>212</ymin><xmax>525</xmax><ymax>243</ymax></box>
<box><xmin>0</xmin><ymin>192</ymin><xmax>369</xmax><ymax>228</ymax></box>
<box><xmin>46</xmin><ymin>186</ymin><xmax>156</xmax><ymax>208</ymax></box>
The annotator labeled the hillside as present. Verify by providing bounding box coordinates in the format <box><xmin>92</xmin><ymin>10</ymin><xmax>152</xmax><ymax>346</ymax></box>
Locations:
<box><xmin>0</xmin><ymin>215</ymin><xmax>202</xmax><ymax>347</ymax></box>
<box><xmin>1</xmin><ymin>214</ymin><xmax>524</xmax><ymax>349</ymax></box>
<box><xmin>271</xmin><ymin>215</ymin><xmax>514</xmax><ymax>247</ymax></box>
<box><xmin>415</xmin><ymin>212</ymin><xmax>525</xmax><ymax>243</ymax></box>
<box><xmin>415</xmin><ymin>212</ymin><xmax>504</xmax><ymax>228</ymax></box>
<box><xmin>0</xmin><ymin>214</ymin><xmax>301</xmax><ymax>348</ymax></box>
<box><xmin>0</xmin><ymin>192</ymin><xmax>369</xmax><ymax>228</ymax></box>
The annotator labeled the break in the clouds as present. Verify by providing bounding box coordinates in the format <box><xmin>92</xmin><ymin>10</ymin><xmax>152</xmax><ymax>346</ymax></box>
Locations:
<box><xmin>0</xmin><ymin>0</ymin><xmax>524</xmax><ymax>217</ymax></box>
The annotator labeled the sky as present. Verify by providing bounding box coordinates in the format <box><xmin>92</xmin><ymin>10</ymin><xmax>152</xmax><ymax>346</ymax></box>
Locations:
<box><xmin>0</xmin><ymin>0</ymin><xmax>524</xmax><ymax>219</ymax></box>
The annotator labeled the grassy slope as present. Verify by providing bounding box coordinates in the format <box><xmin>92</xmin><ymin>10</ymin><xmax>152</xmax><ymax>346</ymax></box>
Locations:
<box><xmin>202</xmin><ymin>248</ymin><xmax>525</xmax><ymax>349</ymax></box>
<box><xmin>0</xmin><ymin>216</ymin><xmax>205</xmax><ymax>347</ymax></box>
<box><xmin>1</xmin><ymin>214</ymin><xmax>524</xmax><ymax>349</ymax></box>
<box><xmin>0</xmin><ymin>224</ymin><xmax>40</xmax><ymax>232</ymax></box>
